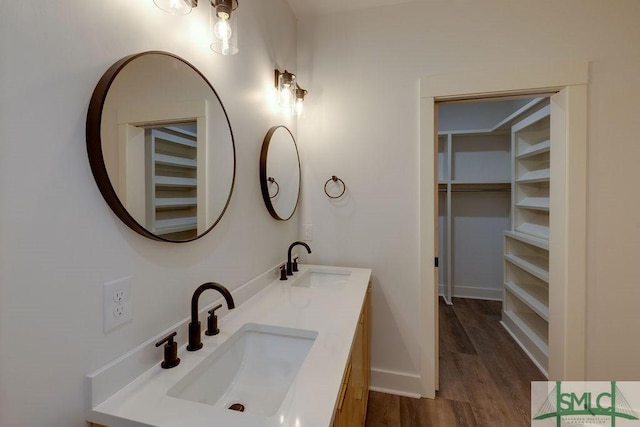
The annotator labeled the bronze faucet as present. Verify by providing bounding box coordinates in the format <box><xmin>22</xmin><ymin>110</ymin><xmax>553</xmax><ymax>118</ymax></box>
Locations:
<box><xmin>287</xmin><ymin>241</ymin><xmax>311</xmax><ymax>276</ymax></box>
<box><xmin>187</xmin><ymin>282</ymin><xmax>235</xmax><ymax>351</ymax></box>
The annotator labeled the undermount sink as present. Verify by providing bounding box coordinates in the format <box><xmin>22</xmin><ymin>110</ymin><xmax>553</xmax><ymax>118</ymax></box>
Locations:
<box><xmin>167</xmin><ymin>323</ymin><xmax>317</xmax><ymax>417</ymax></box>
<box><xmin>291</xmin><ymin>270</ymin><xmax>351</xmax><ymax>288</ymax></box>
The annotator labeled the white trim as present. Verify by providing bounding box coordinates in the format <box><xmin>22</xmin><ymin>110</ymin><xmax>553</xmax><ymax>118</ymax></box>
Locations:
<box><xmin>438</xmin><ymin>285</ymin><xmax>503</xmax><ymax>301</ymax></box>
<box><xmin>370</xmin><ymin>368</ymin><xmax>422</xmax><ymax>399</ymax></box>
<box><xmin>419</xmin><ymin>96</ymin><xmax>438</xmax><ymax>398</ymax></box>
<box><xmin>548</xmin><ymin>85</ymin><xmax>588</xmax><ymax>380</ymax></box>
<box><xmin>117</xmin><ymin>100</ymin><xmax>206</xmax><ymax>126</ymax></box>
<box><xmin>419</xmin><ymin>61</ymin><xmax>588</xmax><ymax>398</ymax></box>
<box><xmin>420</xmin><ymin>60</ymin><xmax>589</xmax><ymax>99</ymax></box>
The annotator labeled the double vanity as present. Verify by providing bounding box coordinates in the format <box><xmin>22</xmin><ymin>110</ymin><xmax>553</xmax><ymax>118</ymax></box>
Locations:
<box><xmin>87</xmin><ymin>264</ymin><xmax>371</xmax><ymax>427</ymax></box>
<box><xmin>84</xmin><ymin>52</ymin><xmax>367</xmax><ymax>427</ymax></box>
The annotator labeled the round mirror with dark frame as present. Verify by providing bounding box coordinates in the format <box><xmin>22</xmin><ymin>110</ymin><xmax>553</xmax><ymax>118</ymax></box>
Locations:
<box><xmin>86</xmin><ymin>51</ymin><xmax>236</xmax><ymax>242</ymax></box>
<box><xmin>259</xmin><ymin>126</ymin><xmax>300</xmax><ymax>220</ymax></box>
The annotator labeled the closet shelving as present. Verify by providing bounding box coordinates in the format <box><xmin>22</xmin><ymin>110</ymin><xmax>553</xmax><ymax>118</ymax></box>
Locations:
<box><xmin>501</xmin><ymin>100</ymin><xmax>551</xmax><ymax>376</ymax></box>
<box><xmin>513</xmin><ymin>105</ymin><xmax>551</xmax><ymax>238</ymax></box>
<box><xmin>437</xmin><ymin>96</ymin><xmax>551</xmax><ymax>373</ymax></box>
<box><xmin>146</xmin><ymin>125</ymin><xmax>199</xmax><ymax>239</ymax></box>
<box><xmin>438</xmin><ymin>132</ymin><xmax>512</xmax><ymax>303</ymax></box>
<box><xmin>438</xmin><ymin>98</ymin><xmax>551</xmax><ymax>304</ymax></box>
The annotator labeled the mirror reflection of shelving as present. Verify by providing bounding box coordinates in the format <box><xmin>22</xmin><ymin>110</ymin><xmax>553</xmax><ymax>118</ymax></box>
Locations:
<box><xmin>146</xmin><ymin>124</ymin><xmax>199</xmax><ymax>240</ymax></box>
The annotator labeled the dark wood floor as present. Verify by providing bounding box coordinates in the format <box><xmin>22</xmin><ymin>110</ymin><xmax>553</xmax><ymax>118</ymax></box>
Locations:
<box><xmin>365</xmin><ymin>297</ymin><xmax>545</xmax><ymax>426</ymax></box>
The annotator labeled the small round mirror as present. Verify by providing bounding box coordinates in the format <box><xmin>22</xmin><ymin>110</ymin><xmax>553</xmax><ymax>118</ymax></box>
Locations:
<box><xmin>86</xmin><ymin>51</ymin><xmax>236</xmax><ymax>242</ymax></box>
<box><xmin>259</xmin><ymin>126</ymin><xmax>300</xmax><ymax>220</ymax></box>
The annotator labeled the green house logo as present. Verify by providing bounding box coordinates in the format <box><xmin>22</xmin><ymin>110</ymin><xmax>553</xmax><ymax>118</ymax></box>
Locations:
<box><xmin>534</xmin><ymin>381</ymin><xmax>639</xmax><ymax>426</ymax></box>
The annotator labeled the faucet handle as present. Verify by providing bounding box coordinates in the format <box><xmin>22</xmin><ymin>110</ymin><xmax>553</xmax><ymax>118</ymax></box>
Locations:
<box><xmin>292</xmin><ymin>256</ymin><xmax>299</xmax><ymax>272</ymax></box>
<box><xmin>155</xmin><ymin>332</ymin><xmax>180</xmax><ymax>369</ymax></box>
<box><xmin>205</xmin><ymin>304</ymin><xmax>223</xmax><ymax>336</ymax></box>
<box><xmin>279</xmin><ymin>265</ymin><xmax>288</xmax><ymax>281</ymax></box>
<box><xmin>208</xmin><ymin>304</ymin><xmax>223</xmax><ymax>315</ymax></box>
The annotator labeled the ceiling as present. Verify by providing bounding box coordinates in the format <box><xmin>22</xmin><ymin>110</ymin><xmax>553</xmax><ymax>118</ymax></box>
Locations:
<box><xmin>285</xmin><ymin>0</ymin><xmax>414</xmax><ymax>18</ymax></box>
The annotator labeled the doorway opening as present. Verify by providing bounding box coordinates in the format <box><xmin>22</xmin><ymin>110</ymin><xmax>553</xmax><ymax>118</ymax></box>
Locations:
<box><xmin>435</xmin><ymin>96</ymin><xmax>551</xmax><ymax>424</ymax></box>
<box><xmin>437</xmin><ymin>96</ymin><xmax>549</xmax><ymax>306</ymax></box>
<box><xmin>418</xmin><ymin>61</ymin><xmax>588</xmax><ymax>399</ymax></box>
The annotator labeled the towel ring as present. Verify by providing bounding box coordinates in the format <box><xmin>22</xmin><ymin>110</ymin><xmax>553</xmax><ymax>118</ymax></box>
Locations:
<box><xmin>324</xmin><ymin>175</ymin><xmax>346</xmax><ymax>199</ymax></box>
<box><xmin>267</xmin><ymin>177</ymin><xmax>280</xmax><ymax>199</ymax></box>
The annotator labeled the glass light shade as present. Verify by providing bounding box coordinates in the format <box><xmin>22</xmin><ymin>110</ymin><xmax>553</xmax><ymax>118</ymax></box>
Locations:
<box><xmin>294</xmin><ymin>98</ymin><xmax>304</xmax><ymax>116</ymax></box>
<box><xmin>294</xmin><ymin>86</ymin><xmax>307</xmax><ymax>117</ymax></box>
<box><xmin>277</xmin><ymin>71</ymin><xmax>296</xmax><ymax>114</ymax></box>
<box><xmin>153</xmin><ymin>0</ymin><xmax>193</xmax><ymax>15</ymax></box>
<box><xmin>210</xmin><ymin>4</ymin><xmax>238</xmax><ymax>55</ymax></box>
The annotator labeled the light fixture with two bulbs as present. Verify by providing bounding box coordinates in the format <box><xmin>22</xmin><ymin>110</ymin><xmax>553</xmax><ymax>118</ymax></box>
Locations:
<box><xmin>275</xmin><ymin>69</ymin><xmax>308</xmax><ymax>117</ymax></box>
<box><xmin>153</xmin><ymin>0</ymin><xmax>239</xmax><ymax>56</ymax></box>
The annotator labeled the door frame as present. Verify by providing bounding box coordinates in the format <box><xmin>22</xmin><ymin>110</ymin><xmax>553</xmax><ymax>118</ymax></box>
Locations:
<box><xmin>419</xmin><ymin>61</ymin><xmax>589</xmax><ymax>397</ymax></box>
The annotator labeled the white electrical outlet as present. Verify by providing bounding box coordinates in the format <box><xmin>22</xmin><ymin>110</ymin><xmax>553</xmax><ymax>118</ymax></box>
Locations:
<box><xmin>302</xmin><ymin>224</ymin><xmax>313</xmax><ymax>241</ymax></box>
<box><xmin>103</xmin><ymin>276</ymin><xmax>132</xmax><ymax>333</ymax></box>
<box><xmin>113</xmin><ymin>304</ymin><xmax>126</xmax><ymax>318</ymax></box>
<box><xmin>113</xmin><ymin>289</ymin><xmax>125</xmax><ymax>302</ymax></box>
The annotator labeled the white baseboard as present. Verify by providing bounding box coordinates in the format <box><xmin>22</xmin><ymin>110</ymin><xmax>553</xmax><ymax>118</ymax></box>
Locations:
<box><xmin>438</xmin><ymin>284</ymin><xmax>502</xmax><ymax>301</ymax></box>
<box><xmin>370</xmin><ymin>368</ymin><xmax>422</xmax><ymax>398</ymax></box>
<box><xmin>500</xmin><ymin>320</ymin><xmax>548</xmax><ymax>378</ymax></box>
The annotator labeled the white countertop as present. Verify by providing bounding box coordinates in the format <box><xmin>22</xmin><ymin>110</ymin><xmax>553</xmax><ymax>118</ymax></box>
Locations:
<box><xmin>87</xmin><ymin>264</ymin><xmax>371</xmax><ymax>427</ymax></box>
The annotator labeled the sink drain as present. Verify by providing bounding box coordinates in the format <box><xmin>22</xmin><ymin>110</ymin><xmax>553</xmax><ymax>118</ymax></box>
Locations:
<box><xmin>228</xmin><ymin>403</ymin><xmax>245</xmax><ymax>412</ymax></box>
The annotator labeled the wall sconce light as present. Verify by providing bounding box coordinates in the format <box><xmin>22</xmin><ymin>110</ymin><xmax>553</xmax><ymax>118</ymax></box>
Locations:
<box><xmin>153</xmin><ymin>0</ymin><xmax>196</xmax><ymax>15</ymax></box>
<box><xmin>275</xmin><ymin>69</ymin><xmax>296</xmax><ymax>113</ymax></box>
<box><xmin>295</xmin><ymin>84</ymin><xmax>308</xmax><ymax>117</ymax></box>
<box><xmin>275</xmin><ymin>69</ymin><xmax>308</xmax><ymax>116</ymax></box>
<box><xmin>153</xmin><ymin>0</ymin><xmax>239</xmax><ymax>56</ymax></box>
<box><xmin>210</xmin><ymin>0</ymin><xmax>239</xmax><ymax>56</ymax></box>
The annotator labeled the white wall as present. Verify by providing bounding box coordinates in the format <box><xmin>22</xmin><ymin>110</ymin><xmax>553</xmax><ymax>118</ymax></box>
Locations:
<box><xmin>449</xmin><ymin>191</ymin><xmax>511</xmax><ymax>300</ymax></box>
<box><xmin>297</xmin><ymin>0</ymin><xmax>640</xmax><ymax>392</ymax></box>
<box><xmin>438</xmin><ymin>98</ymin><xmax>530</xmax><ymax>132</ymax></box>
<box><xmin>0</xmin><ymin>1</ymin><xmax>298</xmax><ymax>425</ymax></box>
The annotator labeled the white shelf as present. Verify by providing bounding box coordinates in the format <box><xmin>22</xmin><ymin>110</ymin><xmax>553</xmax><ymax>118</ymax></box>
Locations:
<box><xmin>450</xmin><ymin>180</ymin><xmax>511</xmax><ymax>185</ymax></box>
<box><xmin>155</xmin><ymin>216</ymin><xmax>197</xmax><ymax>234</ymax></box>
<box><xmin>164</xmin><ymin>125</ymin><xmax>197</xmax><ymax>138</ymax></box>
<box><xmin>516</xmin><ymin>168</ymin><xmax>550</xmax><ymax>184</ymax></box>
<box><xmin>505</xmin><ymin>253</ymin><xmax>549</xmax><ymax>283</ymax></box>
<box><xmin>501</xmin><ymin>311</ymin><xmax>548</xmax><ymax>377</ymax></box>
<box><xmin>155</xmin><ymin>198</ymin><xmax>197</xmax><ymax>208</ymax></box>
<box><xmin>146</xmin><ymin>125</ymin><xmax>199</xmax><ymax>240</ymax></box>
<box><xmin>514</xmin><ymin>222</ymin><xmax>549</xmax><ymax>240</ymax></box>
<box><xmin>154</xmin><ymin>176</ymin><xmax>197</xmax><ymax>187</ymax></box>
<box><xmin>504</xmin><ymin>282</ymin><xmax>549</xmax><ymax>321</ymax></box>
<box><xmin>516</xmin><ymin>140</ymin><xmax>550</xmax><ymax>159</ymax></box>
<box><xmin>516</xmin><ymin>197</ymin><xmax>549</xmax><ymax>212</ymax></box>
<box><xmin>504</xmin><ymin>230</ymin><xmax>549</xmax><ymax>250</ymax></box>
<box><xmin>451</xmin><ymin>133</ymin><xmax>511</xmax><ymax>183</ymax></box>
<box><xmin>152</xmin><ymin>129</ymin><xmax>197</xmax><ymax>148</ymax></box>
<box><xmin>503</xmin><ymin>310</ymin><xmax>548</xmax><ymax>351</ymax></box>
<box><xmin>504</xmin><ymin>100</ymin><xmax>550</xmax><ymax>376</ymax></box>
<box><xmin>493</xmin><ymin>97</ymin><xmax>546</xmax><ymax>131</ymax></box>
<box><xmin>438</xmin><ymin>126</ymin><xmax>510</xmax><ymax>303</ymax></box>
<box><xmin>511</xmin><ymin>104</ymin><xmax>551</xmax><ymax>134</ymax></box>
<box><xmin>154</xmin><ymin>153</ymin><xmax>197</xmax><ymax>169</ymax></box>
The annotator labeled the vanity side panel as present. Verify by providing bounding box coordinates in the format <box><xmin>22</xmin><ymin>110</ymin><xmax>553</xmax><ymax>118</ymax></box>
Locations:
<box><xmin>333</xmin><ymin>283</ymin><xmax>371</xmax><ymax>427</ymax></box>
